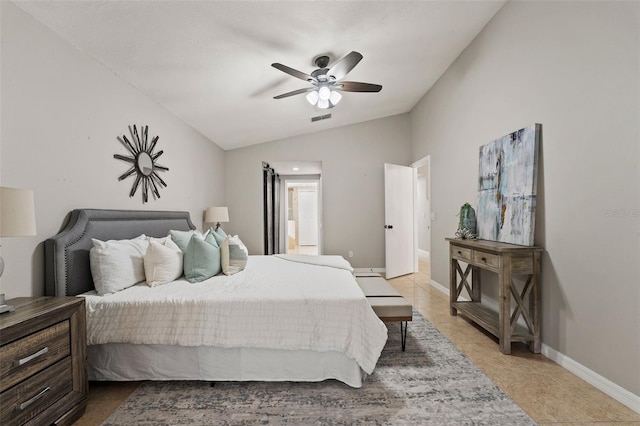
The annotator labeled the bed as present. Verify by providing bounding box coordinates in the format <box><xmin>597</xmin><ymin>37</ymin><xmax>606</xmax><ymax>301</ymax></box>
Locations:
<box><xmin>44</xmin><ymin>209</ymin><xmax>388</xmax><ymax>388</ymax></box>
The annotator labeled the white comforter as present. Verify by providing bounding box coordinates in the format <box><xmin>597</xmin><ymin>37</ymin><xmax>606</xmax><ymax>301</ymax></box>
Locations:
<box><xmin>274</xmin><ymin>254</ymin><xmax>354</xmax><ymax>271</ymax></box>
<box><xmin>82</xmin><ymin>255</ymin><xmax>388</xmax><ymax>374</ymax></box>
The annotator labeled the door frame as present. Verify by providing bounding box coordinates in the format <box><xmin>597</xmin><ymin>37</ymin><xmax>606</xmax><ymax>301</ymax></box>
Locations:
<box><xmin>410</xmin><ymin>155</ymin><xmax>431</xmax><ymax>272</ymax></box>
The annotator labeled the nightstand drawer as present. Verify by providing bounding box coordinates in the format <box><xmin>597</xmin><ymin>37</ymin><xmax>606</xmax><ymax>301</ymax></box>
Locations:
<box><xmin>0</xmin><ymin>357</ymin><xmax>73</xmax><ymax>426</ymax></box>
<box><xmin>472</xmin><ymin>251</ymin><xmax>500</xmax><ymax>269</ymax></box>
<box><xmin>451</xmin><ymin>245</ymin><xmax>472</xmax><ymax>261</ymax></box>
<box><xmin>0</xmin><ymin>321</ymin><xmax>70</xmax><ymax>393</ymax></box>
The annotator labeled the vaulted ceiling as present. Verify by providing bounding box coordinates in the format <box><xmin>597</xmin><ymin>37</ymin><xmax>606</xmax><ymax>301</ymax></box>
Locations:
<box><xmin>15</xmin><ymin>1</ymin><xmax>505</xmax><ymax>150</ymax></box>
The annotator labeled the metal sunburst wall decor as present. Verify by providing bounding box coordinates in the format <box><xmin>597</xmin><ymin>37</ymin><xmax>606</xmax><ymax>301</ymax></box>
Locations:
<box><xmin>114</xmin><ymin>124</ymin><xmax>168</xmax><ymax>203</ymax></box>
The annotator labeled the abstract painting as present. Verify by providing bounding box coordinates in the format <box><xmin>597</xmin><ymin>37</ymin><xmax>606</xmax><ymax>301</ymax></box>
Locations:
<box><xmin>477</xmin><ymin>124</ymin><xmax>540</xmax><ymax>246</ymax></box>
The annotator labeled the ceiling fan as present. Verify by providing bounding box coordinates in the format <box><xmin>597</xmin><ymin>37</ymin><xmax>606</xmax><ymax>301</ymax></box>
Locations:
<box><xmin>272</xmin><ymin>51</ymin><xmax>382</xmax><ymax>109</ymax></box>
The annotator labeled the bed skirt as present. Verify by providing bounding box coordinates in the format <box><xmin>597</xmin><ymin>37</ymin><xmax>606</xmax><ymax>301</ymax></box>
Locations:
<box><xmin>87</xmin><ymin>343</ymin><xmax>366</xmax><ymax>388</ymax></box>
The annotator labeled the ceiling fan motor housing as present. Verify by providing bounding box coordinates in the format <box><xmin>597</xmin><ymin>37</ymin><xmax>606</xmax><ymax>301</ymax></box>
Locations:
<box><xmin>314</xmin><ymin>55</ymin><xmax>331</xmax><ymax>69</ymax></box>
<box><xmin>311</xmin><ymin>68</ymin><xmax>331</xmax><ymax>81</ymax></box>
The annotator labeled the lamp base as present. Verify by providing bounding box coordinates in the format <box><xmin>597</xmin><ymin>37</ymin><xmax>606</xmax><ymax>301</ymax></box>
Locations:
<box><xmin>0</xmin><ymin>293</ymin><xmax>15</xmax><ymax>314</ymax></box>
<box><xmin>0</xmin><ymin>304</ymin><xmax>15</xmax><ymax>314</ymax></box>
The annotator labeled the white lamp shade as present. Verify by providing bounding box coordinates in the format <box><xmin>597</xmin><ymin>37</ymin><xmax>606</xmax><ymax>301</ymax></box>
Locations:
<box><xmin>317</xmin><ymin>99</ymin><xmax>329</xmax><ymax>109</ymax></box>
<box><xmin>329</xmin><ymin>90</ymin><xmax>342</xmax><ymax>105</ymax></box>
<box><xmin>306</xmin><ymin>90</ymin><xmax>319</xmax><ymax>105</ymax></box>
<box><xmin>0</xmin><ymin>187</ymin><xmax>36</xmax><ymax>237</ymax></box>
<box><xmin>205</xmin><ymin>206</ymin><xmax>229</xmax><ymax>224</ymax></box>
<box><xmin>318</xmin><ymin>86</ymin><xmax>331</xmax><ymax>101</ymax></box>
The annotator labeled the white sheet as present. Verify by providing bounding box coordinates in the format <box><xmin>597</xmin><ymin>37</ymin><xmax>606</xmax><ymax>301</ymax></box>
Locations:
<box><xmin>87</xmin><ymin>344</ymin><xmax>366</xmax><ymax>387</ymax></box>
<box><xmin>82</xmin><ymin>255</ymin><xmax>387</xmax><ymax>374</ymax></box>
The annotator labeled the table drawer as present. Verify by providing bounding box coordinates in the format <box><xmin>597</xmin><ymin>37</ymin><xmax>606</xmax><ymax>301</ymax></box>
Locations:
<box><xmin>0</xmin><ymin>321</ymin><xmax>70</xmax><ymax>393</ymax></box>
<box><xmin>0</xmin><ymin>357</ymin><xmax>73</xmax><ymax>426</ymax></box>
<box><xmin>473</xmin><ymin>251</ymin><xmax>500</xmax><ymax>269</ymax></box>
<box><xmin>451</xmin><ymin>245</ymin><xmax>472</xmax><ymax>261</ymax></box>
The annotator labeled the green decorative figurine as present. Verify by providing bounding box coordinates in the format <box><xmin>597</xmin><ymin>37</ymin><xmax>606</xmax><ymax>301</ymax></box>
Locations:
<box><xmin>456</xmin><ymin>202</ymin><xmax>477</xmax><ymax>239</ymax></box>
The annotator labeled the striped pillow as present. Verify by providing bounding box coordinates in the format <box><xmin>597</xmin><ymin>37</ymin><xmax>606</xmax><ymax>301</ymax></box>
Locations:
<box><xmin>221</xmin><ymin>235</ymin><xmax>248</xmax><ymax>275</ymax></box>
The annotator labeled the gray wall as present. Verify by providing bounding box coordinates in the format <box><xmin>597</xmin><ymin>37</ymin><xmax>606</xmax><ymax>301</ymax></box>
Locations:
<box><xmin>410</xmin><ymin>1</ymin><xmax>640</xmax><ymax>395</ymax></box>
<box><xmin>225</xmin><ymin>114</ymin><xmax>411</xmax><ymax>268</ymax></box>
<box><xmin>0</xmin><ymin>2</ymin><xmax>226</xmax><ymax>298</ymax></box>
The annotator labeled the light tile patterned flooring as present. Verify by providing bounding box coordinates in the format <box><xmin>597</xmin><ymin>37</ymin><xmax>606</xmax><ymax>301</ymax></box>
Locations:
<box><xmin>75</xmin><ymin>259</ymin><xmax>640</xmax><ymax>425</ymax></box>
<box><xmin>387</xmin><ymin>259</ymin><xmax>640</xmax><ymax>425</ymax></box>
<box><xmin>287</xmin><ymin>244</ymin><xmax>318</xmax><ymax>255</ymax></box>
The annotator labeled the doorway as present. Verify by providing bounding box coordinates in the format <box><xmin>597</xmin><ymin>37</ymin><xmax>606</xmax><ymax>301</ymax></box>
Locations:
<box><xmin>286</xmin><ymin>181</ymin><xmax>319</xmax><ymax>255</ymax></box>
<box><xmin>411</xmin><ymin>155</ymin><xmax>431</xmax><ymax>277</ymax></box>
<box><xmin>267</xmin><ymin>161</ymin><xmax>322</xmax><ymax>255</ymax></box>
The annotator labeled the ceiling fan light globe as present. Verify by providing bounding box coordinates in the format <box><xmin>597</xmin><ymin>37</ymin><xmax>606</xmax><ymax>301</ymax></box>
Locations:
<box><xmin>318</xmin><ymin>86</ymin><xmax>331</xmax><ymax>101</ymax></box>
<box><xmin>317</xmin><ymin>99</ymin><xmax>330</xmax><ymax>109</ymax></box>
<box><xmin>329</xmin><ymin>90</ymin><xmax>342</xmax><ymax>105</ymax></box>
<box><xmin>306</xmin><ymin>90</ymin><xmax>319</xmax><ymax>105</ymax></box>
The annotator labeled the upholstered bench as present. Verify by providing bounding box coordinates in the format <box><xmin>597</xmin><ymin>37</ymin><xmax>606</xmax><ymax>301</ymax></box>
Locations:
<box><xmin>355</xmin><ymin>273</ymin><xmax>413</xmax><ymax>351</ymax></box>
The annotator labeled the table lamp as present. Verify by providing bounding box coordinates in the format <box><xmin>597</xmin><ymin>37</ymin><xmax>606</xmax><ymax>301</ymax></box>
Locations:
<box><xmin>0</xmin><ymin>187</ymin><xmax>37</xmax><ymax>313</ymax></box>
<box><xmin>205</xmin><ymin>206</ymin><xmax>229</xmax><ymax>231</ymax></box>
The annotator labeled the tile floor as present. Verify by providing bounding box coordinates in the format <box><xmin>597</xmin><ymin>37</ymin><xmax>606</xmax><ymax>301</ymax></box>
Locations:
<box><xmin>74</xmin><ymin>259</ymin><xmax>640</xmax><ymax>425</ymax></box>
<box><xmin>387</xmin><ymin>259</ymin><xmax>640</xmax><ymax>425</ymax></box>
<box><xmin>287</xmin><ymin>244</ymin><xmax>318</xmax><ymax>255</ymax></box>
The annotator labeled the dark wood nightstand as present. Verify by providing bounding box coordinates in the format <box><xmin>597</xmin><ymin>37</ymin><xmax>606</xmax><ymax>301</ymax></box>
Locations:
<box><xmin>0</xmin><ymin>297</ymin><xmax>88</xmax><ymax>425</ymax></box>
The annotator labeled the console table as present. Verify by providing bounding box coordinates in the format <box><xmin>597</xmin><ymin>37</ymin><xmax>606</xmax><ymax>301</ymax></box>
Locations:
<box><xmin>446</xmin><ymin>238</ymin><xmax>543</xmax><ymax>354</ymax></box>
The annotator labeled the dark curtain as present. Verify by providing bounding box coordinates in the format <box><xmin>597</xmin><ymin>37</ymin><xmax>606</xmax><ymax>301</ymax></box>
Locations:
<box><xmin>263</xmin><ymin>162</ymin><xmax>281</xmax><ymax>255</ymax></box>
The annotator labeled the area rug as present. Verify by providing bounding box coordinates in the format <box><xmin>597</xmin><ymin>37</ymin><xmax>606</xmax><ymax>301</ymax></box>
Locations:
<box><xmin>103</xmin><ymin>311</ymin><xmax>536</xmax><ymax>425</ymax></box>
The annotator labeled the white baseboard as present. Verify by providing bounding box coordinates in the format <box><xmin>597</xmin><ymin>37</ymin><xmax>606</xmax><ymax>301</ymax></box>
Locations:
<box><xmin>541</xmin><ymin>344</ymin><xmax>640</xmax><ymax>414</ymax></box>
<box><xmin>431</xmin><ymin>278</ymin><xmax>640</xmax><ymax>414</ymax></box>
<box><xmin>418</xmin><ymin>249</ymin><xmax>429</xmax><ymax>260</ymax></box>
<box><xmin>430</xmin><ymin>279</ymin><xmax>470</xmax><ymax>301</ymax></box>
<box><xmin>429</xmin><ymin>279</ymin><xmax>449</xmax><ymax>296</ymax></box>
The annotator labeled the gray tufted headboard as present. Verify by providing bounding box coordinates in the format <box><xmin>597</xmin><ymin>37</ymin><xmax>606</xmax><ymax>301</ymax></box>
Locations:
<box><xmin>45</xmin><ymin>209</ymin><xmax>196</xmax><ymax>297</ymax></box>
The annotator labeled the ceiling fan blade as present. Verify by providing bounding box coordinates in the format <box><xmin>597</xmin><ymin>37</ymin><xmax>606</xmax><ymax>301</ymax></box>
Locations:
<box><xmin>271</xmin><ymin>63</ymin><xmax>314</xmax><ymax>82</ymax></box>
<box><xmin>328</xmin><ymin>51</ymin><xmax>363</xmax><ymax>80</ymax></box>
<box><xmin>273</xmin><ymin>87</ymin><xmax>314</xmax><ymax>99</ymax></box>
<box><xmin>337</xmin><ymin>81</ymin><xmax>382</xmax><ymax>93</ymax></box>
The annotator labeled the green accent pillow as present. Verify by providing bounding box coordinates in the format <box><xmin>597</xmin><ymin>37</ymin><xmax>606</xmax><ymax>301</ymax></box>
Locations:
<box><xmin>210</xmin><ymin>227</ymin><xmax>228</xmax><ymax>246</ymax></box>
<box><xmin>183</xmin><ymin>232</ymin><xmax>221</xmax><ymax>283</ymax></box>
<box><xmin>169</xmin><ymin>229</ymin><xmax>198</xmax><ymax>252</ymax></box>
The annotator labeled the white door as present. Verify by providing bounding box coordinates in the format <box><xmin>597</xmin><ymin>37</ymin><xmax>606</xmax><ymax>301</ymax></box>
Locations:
<box><xmin>298</xmin><ymin>189</ymin><xmax>318</xmax><ymax>245</ymax></box>
<box><xmin>384</xmin><ymin>163</ymin><xmax>415</xmax><ymax>278</ymax></box>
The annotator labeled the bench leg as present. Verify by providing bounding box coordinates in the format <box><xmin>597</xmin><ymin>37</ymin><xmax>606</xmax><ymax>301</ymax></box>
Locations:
<box><xmin>400</xmin><ymin>321</ymin><xmax>408</xmax><ymax>352</ymax></box>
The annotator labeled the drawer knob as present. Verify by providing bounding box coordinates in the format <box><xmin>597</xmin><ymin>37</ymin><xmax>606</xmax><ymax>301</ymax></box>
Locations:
<box><xmin>19</xmin><ymin>386</ymin><xmax>51</xmax><ymax>410</ymax></box>
<box><xmin>17</xmin><ymin>347</ymin><xmax>49</xmax><ymax>366</ymax></box>
<box><xmin>481</xmin><ymin>257</ymin><xmax>487</xmax><ymax>262</ymax></box>
<box><xmin>457</xmin><ymin>251</ymin><xmax>462</xmax><ymax>255</ymax></box>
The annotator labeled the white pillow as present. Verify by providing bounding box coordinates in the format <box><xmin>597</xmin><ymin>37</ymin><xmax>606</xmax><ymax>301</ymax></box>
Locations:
<box><xmin>221</xmin><ymin>235</ymin><xmax>248</xmax><ymax>275</ymax></box>
<box><xmin>148</xmin><ymin>235</ymin><xmax>168</xmax><ymax>245</ymax></box>
<box><xmin>144</xmin><ymin>236</ymin><xmax>183</xmax><ymax>287</ymax></box>
<box><xmin>90</xmin><ymin>235</ymin><xmax>148</xmax><ymax>295</ymax></box>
